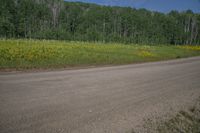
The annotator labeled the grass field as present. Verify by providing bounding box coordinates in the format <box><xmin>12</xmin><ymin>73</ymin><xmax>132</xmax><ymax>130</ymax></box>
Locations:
<box><xmin>0</xmin><ymin>39</ymin><xmax>200</xmax><ymax>70</ymax></box>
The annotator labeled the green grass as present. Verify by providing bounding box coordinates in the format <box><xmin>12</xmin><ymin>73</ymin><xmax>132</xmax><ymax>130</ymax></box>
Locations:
<box><xmin>0</xmin><ymin>39</ymin><xmax>200</xmax><ymax>70</ymax></box>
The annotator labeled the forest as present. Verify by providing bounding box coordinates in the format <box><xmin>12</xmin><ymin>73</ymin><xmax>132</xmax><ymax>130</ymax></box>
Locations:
<box><xmin>0</xmin><ymin>0</ymin><xmax>200</xmax><ymax>45</ymax></box>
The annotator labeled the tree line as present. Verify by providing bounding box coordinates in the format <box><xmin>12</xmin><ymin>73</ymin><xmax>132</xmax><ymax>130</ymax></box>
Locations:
<box><xmin>0</xmin><ymin>0</ymin><xmax>200</xmax><ymax>45</ymax></box>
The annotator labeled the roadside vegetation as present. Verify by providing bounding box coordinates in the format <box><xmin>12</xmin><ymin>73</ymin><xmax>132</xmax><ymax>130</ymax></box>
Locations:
<box><xmin>0</xmin><ymin>39</ymin><xmax>200</xmax><ymax>70</ymax></box>
<box><xmin>133</xmin><ymin>98</ymin><xmax>200</xmax><ymax>133</ymax></box>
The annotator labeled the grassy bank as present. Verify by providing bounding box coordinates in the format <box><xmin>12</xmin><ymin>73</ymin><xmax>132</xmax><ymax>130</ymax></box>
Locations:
<box><xmin>0</xmin><ymin>39</ymin><xmax>200</xmax><ymax>70</ymax></box>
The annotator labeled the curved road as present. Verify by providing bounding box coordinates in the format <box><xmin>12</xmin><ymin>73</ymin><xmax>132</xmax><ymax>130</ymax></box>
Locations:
<box><xmin>1</xmin><ymin>57</ymin><xmax>200</xmax><ymax>133</ymax></box>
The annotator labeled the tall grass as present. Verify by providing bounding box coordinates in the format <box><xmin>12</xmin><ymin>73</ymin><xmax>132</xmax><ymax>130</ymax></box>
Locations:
<box><xmin>0</xmin><ymin>39</ymin><xmax>200</xmax><ymax>70</ymax></box>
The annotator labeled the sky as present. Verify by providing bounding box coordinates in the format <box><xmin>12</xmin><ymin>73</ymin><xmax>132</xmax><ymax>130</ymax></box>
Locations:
<box><xmin>66</xmin><ymin>0</ymin><xmax>200</xmax><ymax>13</ymax></box>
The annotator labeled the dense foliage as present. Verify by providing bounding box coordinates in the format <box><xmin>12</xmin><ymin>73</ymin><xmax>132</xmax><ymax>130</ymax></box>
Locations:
<box><xmin>0</xmin><ymin>0</ymin><xmax>200</xmax><ymax>45</ymax></box>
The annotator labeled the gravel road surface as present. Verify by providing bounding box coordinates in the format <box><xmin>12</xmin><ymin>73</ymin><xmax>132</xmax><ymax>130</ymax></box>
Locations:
<box><xmin>1</xmin><ymin>57</ymin><xmax>200</xmax><ymax>133</ymax></box>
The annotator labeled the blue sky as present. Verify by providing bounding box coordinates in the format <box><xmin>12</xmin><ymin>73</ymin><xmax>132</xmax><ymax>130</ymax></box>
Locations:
<box><xmin>66</xmin><ymin>0</ymin><xmax>200</xmax><ymax>13</ymax></box>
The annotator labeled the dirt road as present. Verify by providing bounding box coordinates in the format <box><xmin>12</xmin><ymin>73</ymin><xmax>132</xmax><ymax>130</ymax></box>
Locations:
<box><xmin>1</xmin><ymin>57</ymin><xmax>200</xmax><ymax>133</ymax></box>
